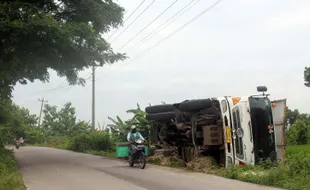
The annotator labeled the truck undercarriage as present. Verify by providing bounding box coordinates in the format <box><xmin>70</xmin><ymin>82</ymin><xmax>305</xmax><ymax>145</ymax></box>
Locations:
<box><xmin>146</xmin><ymin>98</ymin><xmax>226</xmax><ymax>164</ymax></box>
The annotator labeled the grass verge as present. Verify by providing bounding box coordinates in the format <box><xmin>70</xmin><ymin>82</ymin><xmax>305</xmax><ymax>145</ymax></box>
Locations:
<box><xmin>147</xmin><ymin>146</ymin><xmax>310</xmax><ymax>190</ymax></box>
<box><xmin>286</xmin><ymin>144</ymin><xmax>310</xmax><ymax>155</ymax></box>
<box><xmin>0</xmin><ymin>148</ymin><xmax>25</xmax><ymax>190</ymax></box>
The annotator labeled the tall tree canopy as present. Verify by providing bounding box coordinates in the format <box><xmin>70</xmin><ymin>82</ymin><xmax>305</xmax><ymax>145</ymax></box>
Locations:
<box><xmin>42</xmin><ymin>102</ymin><xmax>91</xmax><ymax>136</ymax></box>
<box><xmin>286</xmin><ymin>107</ymin><xmax>300</xmax><ymax>127</ymax></box>
<box><xmin>0</xmin><ymin>100</ymin><xmax>38</xmax><ymax>145</ymax></box>
<box><xmin>0</xmin><ymin>0</ymin><xmax>126</xmax><ymax>98</ymax></box>
<box><xmin>304</xmin><ymin>67</ymin><xmax>310</xmax><ymax>87</ymax></box>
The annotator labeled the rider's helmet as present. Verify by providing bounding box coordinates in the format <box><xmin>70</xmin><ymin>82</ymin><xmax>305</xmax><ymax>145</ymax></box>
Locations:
<box><xmin>131</xmin><ymin>125</ymin><xmax>137</xmax><ymax>133</ymax></box>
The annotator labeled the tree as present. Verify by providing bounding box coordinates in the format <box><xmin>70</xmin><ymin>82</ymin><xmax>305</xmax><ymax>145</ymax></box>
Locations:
<box><xmin>285</xmin><ymin>107</ymin><xmax>300</xmax><ymax>127</ymax></box>
<box><xmin>304</xmin><ymin>67</ymin><xmax>310</xmax><ymax>87</ymax></box>
<box><xmin>42</xmin><ymin>102</ymin><xmax>84</xmax><ymax>136</ymax></box>
<box><xmin>107</xmin><ymin>115</ymin><xmax>129</xmax><ymax>142</ymax></box>
<box><xmin>107</xmin><ymin>104</ymin><xmax>151</xmax><ymax>142</ymax></box>
<box><xmin>286</xmin><ymin>114</ymin><xmax>310</xmax><ymax>145</ymax></box>
<box><xmin>126</xmin><ymin>103</ymin><xmax>151</xmax><ymax>140</ymax></box>
<box><xmin>0</xmin><ymin>1</ymin><xmax>126</xmax><ymax>98</ymax></box>
<box><xmin>41</xmin><ymin>102</ymin><xmax>92</xmax><ymax>137</ymax></box>
<box><xmin>0</xmin><ymin>99</ymin><xmax>39</xmax><ymax>144</ymax></box>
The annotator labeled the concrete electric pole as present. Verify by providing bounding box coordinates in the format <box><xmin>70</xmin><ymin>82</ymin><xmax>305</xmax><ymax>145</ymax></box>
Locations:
<box><xmin>38</xmin><ymin>98</ymin><xmax>48</xmax><ymax>127</ymax></box>
<box><xmin>92</xmin><ymin>66</ymin><xmax>95</xmax><ymax>131</ymax></box>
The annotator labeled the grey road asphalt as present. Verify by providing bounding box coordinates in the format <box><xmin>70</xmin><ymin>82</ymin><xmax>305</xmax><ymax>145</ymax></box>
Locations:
<box><xmin>14</xmin><ymin>146</ymin><xmax>282</xmax><ymax>190</ymax></box>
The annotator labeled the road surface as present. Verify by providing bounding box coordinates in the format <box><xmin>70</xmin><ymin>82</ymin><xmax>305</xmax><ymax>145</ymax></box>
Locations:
<box><xmin>14</xmin><ymin>147</ymin><xmax>281</xmax><ymax>190</ymax></box>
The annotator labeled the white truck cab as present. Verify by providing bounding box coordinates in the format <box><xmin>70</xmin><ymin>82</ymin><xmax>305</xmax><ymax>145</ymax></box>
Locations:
<box><xmin>219</xmin><ymin>86</ymin><xmax>286</xmax><ymax>167</ymax></box>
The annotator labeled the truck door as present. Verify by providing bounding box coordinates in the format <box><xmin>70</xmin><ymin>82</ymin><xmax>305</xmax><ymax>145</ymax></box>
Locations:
<box><xmin>218</xmin><ymin>97</ymin><xmax>234</xmax><ymax>167</ymax></box>
<box><xmin>271</xmin><ymin>99</ymin><xmax>287</xmax><ymax>162</ymax></box>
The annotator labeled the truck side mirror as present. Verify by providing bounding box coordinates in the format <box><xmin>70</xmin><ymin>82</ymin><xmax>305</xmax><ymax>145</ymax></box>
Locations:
<box><xmin>257</xmin><ymin>86</ymin><xmax>267</xmax><ymax>92</ymax></box>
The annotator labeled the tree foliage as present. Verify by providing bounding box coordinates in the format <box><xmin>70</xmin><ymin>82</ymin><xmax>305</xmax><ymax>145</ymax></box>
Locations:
<box><xmin>286</xmin><ymin>114</ymin><xmax>310</xmax><ymax>145</ymax></box>
<box><xmin>286</xmin><ymin>107</ymin><xmax>300</xmax><ymax>127</ymax></box>
<box><xmin>107</xmin><ymin>104</ymin><xmax>151</xmax><ymax>142</ymax></box>
<box><xmin>304</xmin><ymin>67</ymin><xmax>310</xmax><ymax>87</ymax></box>
<box><xmin>0</xmin><ymin>0</ymin><xmax>126</xmax><ymax>98</ymax></box>
<box><xmin>0</xmin><ymin>99</ymin><xmax>39</xmax><ymax>145</ymax></box>
<box><xmin>42</xmin><ymin>102</ymin><xmax>91</xmax><ymax>137</ymax></box>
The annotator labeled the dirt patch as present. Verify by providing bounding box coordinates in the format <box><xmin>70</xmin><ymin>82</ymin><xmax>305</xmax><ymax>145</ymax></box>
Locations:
<box><xmin>148</xmin><ymin>154</ymin><xmax>186</xmax><ymax>168</ymax></box>
<box><xmin>186</xmin><ymin>157</ymin><xmax>218</xmax><ymax>174</ymax></box>
<box><xmin>148</xmin><ymin>154</ymin><xmax>220</xmax><ymax>174</ymax></box>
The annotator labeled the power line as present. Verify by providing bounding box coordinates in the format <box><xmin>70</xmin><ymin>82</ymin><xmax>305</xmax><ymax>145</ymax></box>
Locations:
<box><xmin>93</xmin><ymin>0</ymin><xmax>223</xmax><ymax>83</ymax></box>
<box><xmin>110</xmin><ymin>0</ymin><xmax>156</xmax><ymax>44</ymax></box>
<box><xmin>14</xmin><ymin>76</ymin><xmax>92</xmax><ymax>97</ymax></box>
<box><xmin>107</xmin><ymin>0</ymin><xmax>147</xmax><ymax>40</ymax></box>
<box><xmin>17</xmin><ymin>0</ymin><xmax>222</xmax><ymax>97</ymax></box>
<box><xmin>116</xmin><ymin>0</ymin><xmax>180</xmax><ymax>52</ymax></box>
<box><xmin>131</xmin><ymin>0</ymin><xmax>223</xmax><ymax>61</ymax></box>
<box><xmin>127</xmin><ymin>0</ymin><xmax>201</xmax><ymax>53</ymax></box>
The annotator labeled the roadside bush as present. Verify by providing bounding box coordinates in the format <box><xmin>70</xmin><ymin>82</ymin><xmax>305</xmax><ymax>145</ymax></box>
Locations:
<box><xmin>286</xmin><ymin>152</ymin><xmax>310</xmax><ymax>177</ymax></box>
<box><xmin>0</xmin><ymin>148</ymin><xmax>25</xmax><ymax>190</ymax></box>
<box><xmin>68</xmin><ymin>131</ymin><xmax>113</xmax><ymax>153</ymax></box>
<box><xmin>68</xmin><ymin>134</ymin><xmax>92</xmax><ymax>152</ymax></box>
<box><xmin>47</xmin><ymin>136</ymin><xmax>69</xmax><ymax>148</ymax></box>
<box><xmin>89</xmin><ymin>131</ymin><xmax>113</xmax><ymax>151</ymax></box>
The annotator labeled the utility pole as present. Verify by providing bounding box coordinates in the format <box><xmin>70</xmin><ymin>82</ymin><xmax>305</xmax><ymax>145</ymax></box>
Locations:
<box><xmin>92</xmin><ymin>66</ymin><xmax>95</xmax><ymax>131</ymax></box>
<box><xmin>38</xmin><ymin>98</ymin><xmax>48</xmax><ymax>127</ymax></box>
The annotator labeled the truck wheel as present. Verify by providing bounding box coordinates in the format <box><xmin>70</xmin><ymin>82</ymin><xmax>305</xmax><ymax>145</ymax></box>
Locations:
<box><xmin>145</xmin><ymin>104</ymin><xmax>176</xmax><ymax>114</ymax></box>
<box><xmin>146</xmin><ymin>112</ymin><xmax>176</xmax><ymax>121</ymax></box>
<box><xmin>179</xmin><ymin>99</ymin><xmax>213</xmax><ymax>112</ymax></box>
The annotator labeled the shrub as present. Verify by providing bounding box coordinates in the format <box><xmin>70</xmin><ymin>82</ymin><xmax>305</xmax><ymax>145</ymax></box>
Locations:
<box><xmin>68</xmin><ymin>131</ymin><xmax>113</xmax><ymax>152</ymax></box>
<box><xmin>286</xmin><ymin>152</ymin><xmax>310</xmax><ymax>177</ymax></box>
<box><xmin>47</xmin><ymin>136</ymin><xmax>69</xmax><ymax>148</ymax></box>
<box><xmin>0</xmin><ymin>148</ymin><xmax>25</xmax><ymax>190</ymax></box>
<box><xmin>89</xmin><ymin>131</ymin><xmax>113</xmax><ymax>151</ymax></box>
<box><xmin>68</xmin><ymin>134</ymin><xmax>92</xmax><ymax>152</ymax></box>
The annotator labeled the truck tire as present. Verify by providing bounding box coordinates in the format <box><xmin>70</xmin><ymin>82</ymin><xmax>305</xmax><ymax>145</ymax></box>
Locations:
<box><xmin>145</xmin><ymin>104</ymin><xmax>176</xmax><ymax>114</ymax></box>
<box><xmin>179</xmin><ymin>99</ymin><xmax>213</xmax><ymax>112</ymax></box>
<box><xmin>146</xmin><ymin>112</ymin><xmax>176</xmax><ymax>121</ymax></box>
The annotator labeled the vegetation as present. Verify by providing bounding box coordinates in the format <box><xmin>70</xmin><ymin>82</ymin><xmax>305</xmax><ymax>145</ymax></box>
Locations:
<box><xmin>286</xmin><ymin>113</ymin><xmax>310</xmax><ymax>145</ymax></box>
<box><xmin>0</xmin><ymin>0</ymin><xmax>126</xmax><ymax>99</ymax></box>
<box><xmin>0</xmin><ymin>148</ymin><xmax>25</xmax><ymax>190</ymax></box>
<box><xmin>286</xmin><ymin>144</ymin><xmax>310</xmax><ymax>155</ymax></box>
<box><xmin>0</xmin><ymin>1</ymin><xmax>126</xmax><ymax>189</ymax></box>
<box><xmin>0</xmin><ymin>99</ymin><xmax>39</xmax><ymax>146</ymax></box>
<box><xmin>107</xmin><ymin>103</ymin><xmax>151</xmax><ymax>142</ymax></box>
<box><xmin>2</xmin><ymin>97</ymin><xmax>310</xmax><ymax>190</ymax></box>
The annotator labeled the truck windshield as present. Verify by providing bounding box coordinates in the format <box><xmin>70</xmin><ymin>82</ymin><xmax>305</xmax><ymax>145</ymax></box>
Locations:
<box><xmin>249</xmin><ymin>97</ymin><xmax>276</xmax><ymax>163</ymax></box>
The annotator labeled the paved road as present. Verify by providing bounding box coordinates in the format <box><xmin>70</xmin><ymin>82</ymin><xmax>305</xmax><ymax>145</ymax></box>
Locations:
<box><xmin>14</xmin><ymin>147</ymin><xmax>281</xmax><ymax>190</ymax></box>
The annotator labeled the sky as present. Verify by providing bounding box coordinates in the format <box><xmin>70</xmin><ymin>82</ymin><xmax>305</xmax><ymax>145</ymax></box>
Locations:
<box><xmin>12</xmin><ymin>0</ymin><xmax>310</xmax><ymax>127</ymax></box>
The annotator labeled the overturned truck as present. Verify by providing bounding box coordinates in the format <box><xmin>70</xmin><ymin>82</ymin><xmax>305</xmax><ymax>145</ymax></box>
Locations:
<box><xmin>145</xmin><ymin>86</ymin><xmax>286</xmax><ymax>167</ymax></box>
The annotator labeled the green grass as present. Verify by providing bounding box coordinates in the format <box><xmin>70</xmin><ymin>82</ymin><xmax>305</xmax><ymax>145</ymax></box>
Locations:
<box><xmin>0</xmin><ymin>148</ymin><xmax>26</xmax><ymax>190</ymax></box>
<box><xmin>85</xmin><ymin>150</ymin><xmax>115</xmax><ymax>157</ymax></box>
<box><xmin>217</xmin><ymin>145</ymin><xmax>310</xmax><ymax>190</ymax></box>
<box><xmin>147</xmin><ymin>145</ymin><xmax>310</xmax><ymax>190</ymax></box>
<box><xmin>286</xmin><ymin>145</ymin><xmax>310</xmax><ymax>155</ymax></box>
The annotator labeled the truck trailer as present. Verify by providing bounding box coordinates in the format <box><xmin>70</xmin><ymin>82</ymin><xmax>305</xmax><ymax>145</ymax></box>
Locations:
<box><xmin>145</xmin><ymin>86</ymin><xmax>286</xmax><ymax>167</ymax></box>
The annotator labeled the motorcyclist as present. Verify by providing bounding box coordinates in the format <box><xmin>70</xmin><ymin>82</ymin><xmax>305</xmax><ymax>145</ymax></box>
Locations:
<box><xmin>127</xmin><ymin>126</ymin><xmax>145</xmax><ymax>160</ymax></box>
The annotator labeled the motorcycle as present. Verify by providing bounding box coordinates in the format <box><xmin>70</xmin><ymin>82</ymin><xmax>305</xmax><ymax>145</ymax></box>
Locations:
<box><xmin>128</xmin><ymin>139</ymin><xmax>147</xmax><ymax>169</ymax></box>
<box><xmin>15</xmin><ymin>139</ymin><xmax>21</xmax><ymax>149</ymax></box>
